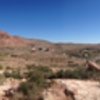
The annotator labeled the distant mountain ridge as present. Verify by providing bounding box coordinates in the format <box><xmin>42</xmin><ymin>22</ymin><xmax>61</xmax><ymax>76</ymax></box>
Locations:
<box><xmin>0</xmin><ymin>31</ymin><xmax>100</xmax><ymax>50</ymax></box>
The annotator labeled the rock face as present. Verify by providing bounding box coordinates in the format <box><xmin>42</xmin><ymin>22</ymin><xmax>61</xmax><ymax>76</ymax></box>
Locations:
<box><xmin>43</xmin><ymin>79</ymin><xmax>100</xmax><ymax>100</ymax></box>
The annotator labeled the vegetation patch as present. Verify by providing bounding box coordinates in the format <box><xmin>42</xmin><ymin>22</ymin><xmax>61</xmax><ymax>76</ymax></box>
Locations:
<box><xmin>49</xmin><ymin>67</ymin><xmax>100</xmax><ymax>80</ymax></box>
<box><xmin>9</xmin><ymin>65</ymin><xmax>53</xmax><ymax>100</ymax></box>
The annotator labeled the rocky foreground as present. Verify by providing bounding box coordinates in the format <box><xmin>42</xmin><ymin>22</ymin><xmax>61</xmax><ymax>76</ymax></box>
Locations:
<box><xmin>43</xmin><ymin>79</ymin><xmax>100</xmax><ymax>100</ymax></box>
<box><xmin>0</xmin><ymin>79</ymin><xmax>100</xmax><ymax>100</ymax></box>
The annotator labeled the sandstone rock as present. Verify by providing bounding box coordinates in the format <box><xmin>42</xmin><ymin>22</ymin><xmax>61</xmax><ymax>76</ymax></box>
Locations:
<box><xmin>43</xmin><ymin>79</ymin><xmax>100</xmax><ymax>100</ymax></box>
<box><xmin>86</xmin><ymin>60</ymin><xmax>100</xmax><ymax>71</ymax></box>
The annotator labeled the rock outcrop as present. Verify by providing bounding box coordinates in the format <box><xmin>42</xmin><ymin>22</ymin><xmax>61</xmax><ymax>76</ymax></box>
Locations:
<box><xmin>86</xmin><ymin>60</ymin><xmax>100</xmax><ymax>71</ymax></box>
<box><xmin>43</xmin><ymin>79</ymin><xmax>100</xmax><ymax>100</ymax></box>
<box><xmin>0</xmin><ymin>78</ymin><xmax>22</xmax><ymax>100</ymax></box>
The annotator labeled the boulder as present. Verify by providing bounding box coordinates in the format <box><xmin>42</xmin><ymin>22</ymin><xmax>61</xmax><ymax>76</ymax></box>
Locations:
<box><xmin>86</xmin><ymin>60</ymin><xmax>100</xmax><ymax>71</ymax></box>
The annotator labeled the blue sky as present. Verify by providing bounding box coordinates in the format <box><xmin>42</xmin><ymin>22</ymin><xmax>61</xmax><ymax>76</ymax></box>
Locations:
<box><xmin>0</xmin><ymin>0</ymin><xmax>100</xmax><ymax>43</ymax></box>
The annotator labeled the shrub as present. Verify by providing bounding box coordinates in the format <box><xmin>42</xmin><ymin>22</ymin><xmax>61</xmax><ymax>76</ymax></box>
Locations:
<box><xmin>26</xmin><ymin>65</ymin><xmax>53</xmax><ymax>79</ymax></box>
<box><xmin>4</xmin><ymin>70</ymin><xmax>22</xmax><ymax>79</ymax></box>
<box><xmin>50</xmin><ymin>67</ymin><xmax>100</xmax><ymax>80</ymax></box>
<box><xmin>19</xmin><ymin>82</ymin><xmax>29</xmax><ymax>95</ymax></box>
<box><xmin>13</xmin><ymin>65</ymin><xmax>52</xmax><ymax>100</ymax></box>
<box><xmin>0</xmin><ymin>74</ymin><xmax>5</xmax><ymax>85</ymax></box>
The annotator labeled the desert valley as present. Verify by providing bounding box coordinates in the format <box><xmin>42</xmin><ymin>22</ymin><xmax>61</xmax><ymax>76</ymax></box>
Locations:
<box><xmin>0</xmin><ymin>31</ymin><xmax>99</xmax><ymax>100</ymax></box>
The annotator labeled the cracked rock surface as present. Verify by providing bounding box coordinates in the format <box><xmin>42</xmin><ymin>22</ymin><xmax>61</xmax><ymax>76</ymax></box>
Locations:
<box><xmin>43</xmin><ymin>79</ymin><xmax>100</xmax><ymax>100</ymax></box>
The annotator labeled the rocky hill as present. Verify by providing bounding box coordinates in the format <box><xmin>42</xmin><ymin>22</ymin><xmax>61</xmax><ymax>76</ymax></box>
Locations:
<box><xmin>0</xmin><ymin>31</ymin><xmax>35</xmax><ymax>47</ymax></box>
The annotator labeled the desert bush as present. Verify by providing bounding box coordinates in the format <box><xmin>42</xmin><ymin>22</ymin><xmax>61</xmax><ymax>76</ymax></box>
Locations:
<box><xmin>4</xmin><ymin>69</ymin><xmax>22</xmax><ymax>79</ymax></box>
<box><xmin>12</xmin><ymin>65</ymin><xmax>52</xmax><ymax>100</ymax></box>
<box><xmin>26</xmin><ymin>65</ymin><xmax>53</xmax><ymax>79</ymax></box>
<box><xmin>18</xmin><ymin>81</ymin><xmax>43</xmax><ymax>100</ymax></box>
<box><xmin>49</xmin><ymin>67</ymin><xmax>100</xmax><ymax>80</ymax></box>
<box><xmin>63</xmin><ymin>68</ymin><xmax>88</xmax><ymax>79</ymax></box>
<box><xmin>0</xmin><ymin>74</ymin><xmax>5</xmax><ymax>85</ymax></box>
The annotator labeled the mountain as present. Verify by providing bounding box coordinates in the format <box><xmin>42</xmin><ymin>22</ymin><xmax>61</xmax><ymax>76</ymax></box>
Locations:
<box><xmin>0</xmin><ymin>31</ymin><xmax>100</xmax><ymax>55</ymax></box>
<box><xmin>0</xmin><ymin>31</ymin><xmax>32</xmax><ymax>47</ymax></box>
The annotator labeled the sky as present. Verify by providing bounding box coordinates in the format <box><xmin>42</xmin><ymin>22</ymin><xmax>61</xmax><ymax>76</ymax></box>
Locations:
<box><xmin>0</xmin><ymin>0</ymin><xmax>100</xmax><ymax>43</ymax></box>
